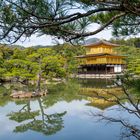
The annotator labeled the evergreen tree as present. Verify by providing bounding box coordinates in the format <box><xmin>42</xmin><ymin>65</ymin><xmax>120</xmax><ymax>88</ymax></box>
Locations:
<box><xmin>0</xmin><ymin>0</ymin><xmax>139</xmax><ymax>43</ymax></box>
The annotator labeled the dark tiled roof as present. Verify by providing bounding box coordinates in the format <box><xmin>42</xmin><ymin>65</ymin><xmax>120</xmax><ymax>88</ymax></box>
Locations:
<box><xmin>84</xmin><ymin>38</ymin><xmax>100</xmax><ymax>45</ymax></box>
<box><xmin>84</xmin><ymin>40</ymin><xmax>119</xmax><ymax>47</ymax></box>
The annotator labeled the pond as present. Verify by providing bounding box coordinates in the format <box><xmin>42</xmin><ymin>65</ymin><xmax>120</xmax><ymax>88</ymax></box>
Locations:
<box><xmin>0</xmin><ymin>79</ymin><xmax>139</xmax><ymax>140</ymax></box>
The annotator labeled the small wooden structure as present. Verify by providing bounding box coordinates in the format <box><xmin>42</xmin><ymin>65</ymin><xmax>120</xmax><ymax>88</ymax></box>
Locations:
<box><xmin>76</xmin><ymin>39</ymin><xmax>125</xmax><ymax>75</ymax></box>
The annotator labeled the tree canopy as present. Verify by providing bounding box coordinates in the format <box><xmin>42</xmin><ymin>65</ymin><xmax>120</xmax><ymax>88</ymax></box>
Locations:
<box><xmin>0</xmin><ymin>0</ymin><xmax>140</xmax><ymax>43</ymax></box>
<box><xmin>113</xmin><ymin>41</ymin><xmax>140</xmax><ymax>75</ymax></box>
<box><xmin>0</xmin><ymin>43</ymin><xmax>84</xmax><ymax>87</ymax></box>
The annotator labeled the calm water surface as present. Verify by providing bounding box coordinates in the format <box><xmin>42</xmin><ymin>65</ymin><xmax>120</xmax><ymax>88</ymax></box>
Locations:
<box><xmin>0</xmin><ymin>79</ymin><xmax>138</xmax><ymax>140</ymax></box>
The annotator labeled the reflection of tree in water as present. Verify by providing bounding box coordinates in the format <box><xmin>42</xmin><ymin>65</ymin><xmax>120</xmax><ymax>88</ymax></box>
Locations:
<box><xmin>5</xmin><ymin>80</ymin><xmax>83</xmax><ymax>135</ymax></box>
<box><xmin>1</xmin><ymin>79</ymin><xmax>83</xmax><ymax>107</ymax></box>
<box><xmin>0</xmin><ymin>82</ymin><xmax>33</xmax><ymax>106</ymax></box>
<box><xmin>94</xmin><ymin>113</ymin><xmax>140</xmax><ymax>140</ymax></box>
<box><xmin>0</xmin><ymin>83</ymin><xmax>36</xmax><ymax>107</ymax></box>
<box><xmin>90</xmin><ymin>76</ymin><xmax>140</xmax><ymax>140</ymax></box>
<box><xmin>8</xmin><ymin>98</ymin><xmax>66</xmax><ymax>135</ymax></box>
<box><xmin>78</xmin><ymin>78</ymin><xmax>113</xmax><ymax>88</ymax></box>
<box><xmin>0</xmin><ymin>85</ymin><xmax>11</xmax><ymax>106</ymax></box>
<box><xmin>43</xmin><ymin>80</ymin><xmax>83</xmax><ymax>107</ymax></box>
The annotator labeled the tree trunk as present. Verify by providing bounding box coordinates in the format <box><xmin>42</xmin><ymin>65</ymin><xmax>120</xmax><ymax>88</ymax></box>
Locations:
<box><xmin>36</xmin><ymin>72</ymin><xmax>41</xmax><ymax>94</ymax></box>
<box><xmin>36</xmin><ymin>58</ymin><xmax>42</xmax><ymax>94</ymax></box>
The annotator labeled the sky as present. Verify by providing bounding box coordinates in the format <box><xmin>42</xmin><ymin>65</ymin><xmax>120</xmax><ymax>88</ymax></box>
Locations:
<box><xmin>14</xmin><ymin>23</ymin><xmax>113</xmax><ymax>47</ymax></box>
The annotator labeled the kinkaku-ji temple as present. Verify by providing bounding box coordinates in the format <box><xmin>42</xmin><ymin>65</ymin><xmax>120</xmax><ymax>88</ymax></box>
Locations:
<box><xmin>76</xmin><ymin>38</ymin><xmax>125</xmax><ymax>75</ymax></box>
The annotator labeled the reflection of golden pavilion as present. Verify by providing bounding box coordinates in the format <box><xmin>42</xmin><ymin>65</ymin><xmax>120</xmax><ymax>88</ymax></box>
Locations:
<box><xmin>77</xmin><ymin>39</ymin><xmax>125</xmax><ymax>74</ymax></box>
<box><xmin>87</xmin><ymin>97</ymin><xmax>116</xmax><ymax>110</ymax></box>
<box><xmin>81</xmin><ymin>87</ymin><xmax>123</xmax><ymax>110</ymax></box>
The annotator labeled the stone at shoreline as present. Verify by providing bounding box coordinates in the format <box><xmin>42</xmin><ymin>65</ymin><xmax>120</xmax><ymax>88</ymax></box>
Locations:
<box><xmin>10</xmin><ymin>90</ymin><xmax>47</xmax><ymax>98</ymax></box>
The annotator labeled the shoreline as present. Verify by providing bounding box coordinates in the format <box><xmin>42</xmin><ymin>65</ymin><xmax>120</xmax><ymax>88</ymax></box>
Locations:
<box><xmin>75</xmin><ymin>73</ymin><xmax>124</xmax><ymax>79</ymax></box>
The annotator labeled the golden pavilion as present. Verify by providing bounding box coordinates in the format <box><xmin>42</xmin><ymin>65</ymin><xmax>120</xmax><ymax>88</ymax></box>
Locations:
<box><xmin>77</xmin><ymin>39</ymin><xmax>125</xmax><ymax>74</ymax></box>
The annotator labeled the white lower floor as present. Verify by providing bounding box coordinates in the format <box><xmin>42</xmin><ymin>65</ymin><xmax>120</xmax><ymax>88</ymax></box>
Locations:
<box><xmin>78</xmin><ymin>64</ymin><xmax>125</xmax><ymax>74</ymax></box>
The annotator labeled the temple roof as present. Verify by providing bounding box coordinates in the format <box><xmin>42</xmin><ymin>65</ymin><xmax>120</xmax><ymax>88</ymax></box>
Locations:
<box><xmin>84</xmin><ymin>38</ymin><xmax>119</xmax><ymax>47</ymax></box>
<box><xmin>86</xmin><ymin>100</ymin><xmax>116</xmax><ymax>110</ymax></box>
<box><xmin>84</xmin><ymin>38</ymin><xmax>100</xmax><ymax>45</ymax></box>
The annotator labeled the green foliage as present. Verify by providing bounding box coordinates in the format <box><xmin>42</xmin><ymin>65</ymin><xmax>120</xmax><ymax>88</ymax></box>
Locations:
<box><xmin>116</xmin><ymin>73</ymin><xmax>140</xmax><ymax>96</ymax></box>
<box><xmin>89</xmin><ymin>2</ymin><xmax>140</xmax><ymax>37</ymax></box>
<box><xmin>1</xmin><ymin>0</ymin><xmax>139</xmax><ymax>42</ymax></box>
<box><xmin>13</xmin><ymin>111</ymin><xmax>66</xmax><ymax>135</ymax></box>
<box><xmin>0</xmin><ymin>95</ymin><xmax>11</xmax><ymax>106</ymax></box>
<box><xmin>7</xmin><ymin>98</ymin><xmax>67</xmax><ymax>136</ymax></box>
<box><xmin>8</xmin><ymin>111</ymin><xmax>40</xmax><ymax>123</ymax></box>
<box><xmin>53</xmin><ymin>43</ymin><xmax>85</xmax><ymax>74</ymax></box>
<box><xmin>45</xmin><ymin>79</ymin><xmax>83</xmax><ymax>107</ymax></box>
<box><xmin>112</xmin><ymin>15</ymin><xmax>140</xmax><ymax>37</ymax></box>
<box><xmin>115</xmin><ymin>44</ymin><xmax>140</xmax><ymax>75</ymax></box>
<box><xmin>0</xmin><ymin>44</ymin><xmax>84</xmax><ymax>85</ymax></box>
<box><xmin>5</xmin><ymin>59</ymin><xmax>38</xmax><ymax>80</ymax></box>
<box><xmin>110</xmin><ymin>38</ymin><xmax>140</xmax><ymax>47</ymax></box>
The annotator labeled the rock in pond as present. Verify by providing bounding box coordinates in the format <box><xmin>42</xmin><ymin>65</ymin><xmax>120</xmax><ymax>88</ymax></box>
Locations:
<box><xmin>10</xmin><ymin>90</ymin><xmax>47</xmax><ymax>98</ymax></box>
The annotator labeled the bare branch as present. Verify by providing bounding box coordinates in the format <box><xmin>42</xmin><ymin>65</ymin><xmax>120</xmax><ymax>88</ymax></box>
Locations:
<box><xmin>67</xmin><ymin>12</ymin><xmax>126</xmax><ymax>41</ymax></box>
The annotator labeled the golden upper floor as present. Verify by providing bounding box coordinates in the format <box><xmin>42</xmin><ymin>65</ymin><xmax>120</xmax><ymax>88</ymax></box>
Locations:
<box><xmin>85</xmin><ymin>40</ymin><xmax>118</xmax><ymax>55</ymax></box>
<box><xmin>77</xmin><ymin>40</ymin><xmax>125</xmax><ymax>65</ymax></box>
<box><xmin>79</xmin><ymin>55</ymin><xmax>125</xmax><ymax>65</ymax></box>
<box><xmin>76</xmin><ymin>40</ymin><xmax>125</xmax><ymax>65</ymax></box>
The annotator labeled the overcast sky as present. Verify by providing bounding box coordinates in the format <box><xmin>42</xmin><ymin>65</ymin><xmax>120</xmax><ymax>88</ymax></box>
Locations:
<box><xmin>14</xmin><ymin>24</ymin><xmax>113</xmax><ymax>47</ymax></box>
